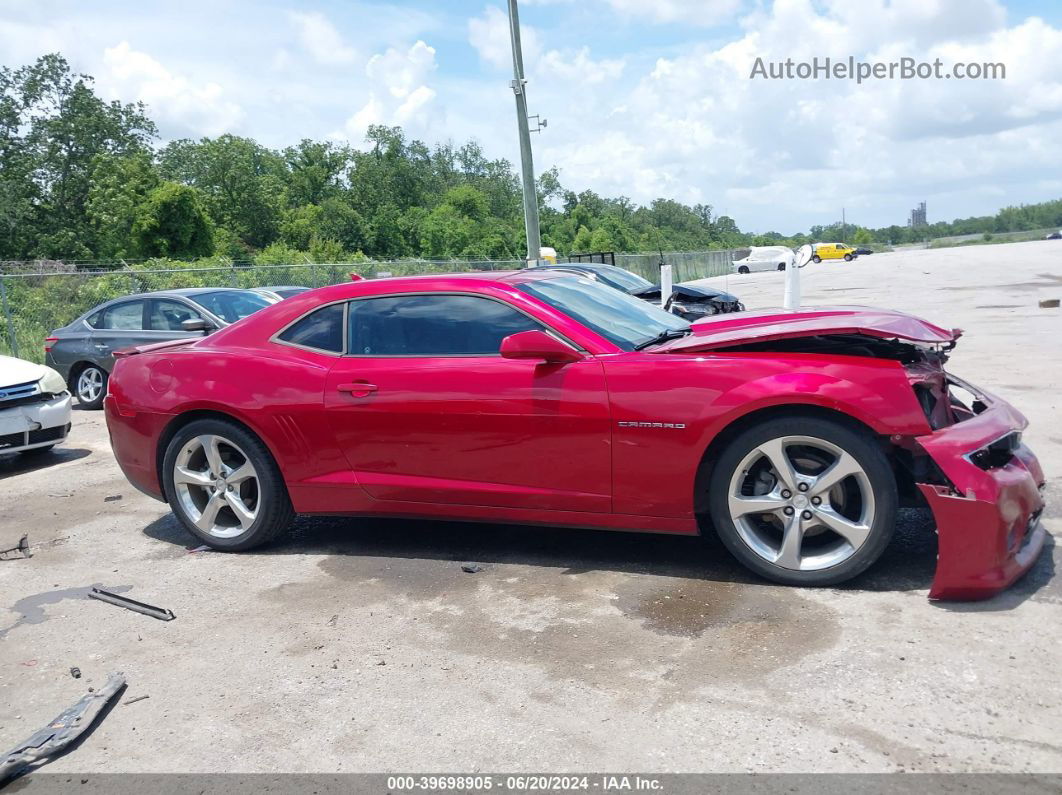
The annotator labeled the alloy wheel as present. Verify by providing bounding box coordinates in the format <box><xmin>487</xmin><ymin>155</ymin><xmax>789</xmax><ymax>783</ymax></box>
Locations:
<box><xmin>726</xmin><ymin>435</ymin><xmax>875</xmax><ymax>571</ymax></box>
<box><xmin>77</xmin><ymin>368</ymin><xmax>104</xmax><ymax>403</ymax></box>
<box><xmin>172</xmin><ymin>434</ymin><xmax>260</xmax><ymax>538</ymax></box>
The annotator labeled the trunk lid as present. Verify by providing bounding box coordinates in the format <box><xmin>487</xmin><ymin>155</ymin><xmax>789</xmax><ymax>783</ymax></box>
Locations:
<box><xmin>652</xmin><ymin>306</ymin><xmax>961</xmax><ymax>353</ymax></box>
<box><xmin>112</xmin><ymin>337</ymin><xmax>201</xmax><ymax>358</ymax></box>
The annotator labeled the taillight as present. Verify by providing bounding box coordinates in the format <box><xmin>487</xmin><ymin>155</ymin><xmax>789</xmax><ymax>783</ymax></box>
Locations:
<box><xmin>44</xmin><ymin>337</ymin><xmax>58</xmax><ymax>353</ymax></box>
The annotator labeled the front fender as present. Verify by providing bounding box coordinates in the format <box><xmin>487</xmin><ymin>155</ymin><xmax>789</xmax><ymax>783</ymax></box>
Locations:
<box><xmin>697</xmin><ymin>359</ymin><xmax>931</xmax><ymax>445</ymax></box>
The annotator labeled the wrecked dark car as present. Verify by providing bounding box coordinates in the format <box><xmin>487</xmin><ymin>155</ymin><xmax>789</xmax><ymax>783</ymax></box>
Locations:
<box><xmin>532</xmin><ymin>263</ymin><xmax>744</xmax><ymax>319</ymax></box>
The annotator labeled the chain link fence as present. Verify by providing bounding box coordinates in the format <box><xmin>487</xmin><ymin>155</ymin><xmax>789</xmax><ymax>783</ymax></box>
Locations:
<box><xmin>0</xmin><ymin>251</ymin><xmax>737</xmax><ymax>363</ymax></box>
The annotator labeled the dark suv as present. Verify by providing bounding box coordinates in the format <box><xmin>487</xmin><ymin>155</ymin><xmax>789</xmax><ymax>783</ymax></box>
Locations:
<box><xmin>45</xmin><ymin>288</ymin><xmax>276</xmax><ymax>409</ymax></box>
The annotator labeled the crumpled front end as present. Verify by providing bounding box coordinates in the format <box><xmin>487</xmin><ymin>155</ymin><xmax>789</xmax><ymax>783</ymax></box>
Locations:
<box><xmin>910</xmin><ymin>375</ymin><xmax>1046</xmax><ymax>600</ymax></box>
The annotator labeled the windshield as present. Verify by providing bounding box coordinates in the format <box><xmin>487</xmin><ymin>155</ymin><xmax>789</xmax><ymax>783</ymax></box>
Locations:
<box><xmin>516</xmin><ymin>275</ymin><xmax>689</xmax><ymax>351</ymax></box>
<box><xmin>191</xmin><ymin>290</ymin><xmax>273</xmax><ymax>324</ymax></box>
<box><xmin>588</xmin><ymin>266</ymin><xmax>654</xmax><ymax>293</ymax></box>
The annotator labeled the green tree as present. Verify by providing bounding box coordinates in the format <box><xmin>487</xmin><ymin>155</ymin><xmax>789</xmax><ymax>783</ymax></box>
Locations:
<box><xmin>132</xmin><ymin>182</ymin><xmax>214</xmax><ymax>258</ymax></box>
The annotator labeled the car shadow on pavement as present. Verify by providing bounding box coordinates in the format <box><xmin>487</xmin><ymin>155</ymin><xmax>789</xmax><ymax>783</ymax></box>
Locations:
<box><xmin>141</xmin><ymin>505</ymin><xmax>968</xmax><ymax>598</ymax></box>
<box><xmin>0</xmin><ymin>447</ymin><xmax>91</xmax><ymax>480</ymax></box>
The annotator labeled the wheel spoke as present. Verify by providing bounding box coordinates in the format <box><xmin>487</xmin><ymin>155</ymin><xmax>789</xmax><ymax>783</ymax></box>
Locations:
<box><xmin>195</xmin><ymin>493</ymin><xmax>224</xmax><ymax>531</ymax></box>
<box><xmin>774</xmin><ymin>513</ymin><xmax>805</xmax><ymax>569</ymax></box>
<box><xmin>811</xmin><ymin>451</ymin><xmax>861</xmax><ymax>497</ymax></box>
<box><xmin>198</xmin><ymin>435</ymin><xmax>224</xmax><ymax>476</ymax></box>
<box><xmin>227</xmin><ymin>461</ymin><xmax>255</xmax><ymax>485</ymax></box>
<box><xmin>757</xmin><ymin>438</ymin><xmax>798</xmax><ymax>492</ymax></box>
<box><xmin>728</xmin><ymin>492</ymin><xmax>786</xmax><ymax>518</ymax></box>
<box><xmin>224</xmin><ymin>491</ymin><xmax>256</xmax><ymax>529</ymax></box>
<box><xmin>814</xmin><ymin>506</ymin><xmax>871</xmax><ymax>548</ymax></box>
<box><xmin>173</xmin><ymin>466</ymin><xmax>212</xmax><ymax>487</ymax></box>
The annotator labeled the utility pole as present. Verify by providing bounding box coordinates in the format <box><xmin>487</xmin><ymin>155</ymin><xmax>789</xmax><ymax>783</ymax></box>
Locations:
<box><xmin>507</xmin><ymin>0</ymin><xmax>542</xmax><ymax>264</ymax></box>
<box><xmin>841</xmin><ymin>207</ymin><xmax>846</xmax><ymax>243</ymax></box>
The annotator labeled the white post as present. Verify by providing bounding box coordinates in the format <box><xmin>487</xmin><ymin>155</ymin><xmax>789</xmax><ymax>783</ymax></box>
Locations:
<box><xmin>659</xmin><ymin>262</ymin><xmax>673</xmax><ymax>308</ymax></box>
<box><xmin>782</xmin><ymin>249</ymin><xmax>800</xmax><ymax>310</ymax></box>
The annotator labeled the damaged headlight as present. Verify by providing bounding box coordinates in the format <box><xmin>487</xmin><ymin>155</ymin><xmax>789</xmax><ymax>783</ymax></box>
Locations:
<box><xmin>37</xmin><ymin>366</ymin><xmax>68</xmax><ymax>398</ymax></box>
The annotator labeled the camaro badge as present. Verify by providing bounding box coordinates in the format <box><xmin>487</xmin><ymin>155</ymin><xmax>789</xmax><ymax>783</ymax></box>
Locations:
<box><xmin>617</xmin><ymin>421</ymin><xmax>686</xmax><ymax>429</ymax></box>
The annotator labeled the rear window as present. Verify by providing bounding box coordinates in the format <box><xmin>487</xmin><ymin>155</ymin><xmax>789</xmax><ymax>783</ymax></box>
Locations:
<box><xmin>277</xmin><ymin>304</ymin><xmax>344</xmax><ymax>353</ymax></box>
<box><xmin>191</xmin><ymin>291</ymin><xmax>272</xmax><ymax>324</ymax></box>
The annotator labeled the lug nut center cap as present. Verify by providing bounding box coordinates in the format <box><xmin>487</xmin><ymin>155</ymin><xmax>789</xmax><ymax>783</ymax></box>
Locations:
<box><xmin>793</xmin><ymin>494</ymin><xmax>809</xmax><ymax>509</ymax></box>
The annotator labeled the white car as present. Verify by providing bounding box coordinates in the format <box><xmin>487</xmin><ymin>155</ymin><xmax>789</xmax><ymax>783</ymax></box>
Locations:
<box><xmin>731</xmin><ymin>245</ymin><xmax>794</xmax><ymax>274</ymax></box>
<box><xmin>0</xmin><ymin>355</ymin><xmax>72</xmax><ymax>456</ymax></box>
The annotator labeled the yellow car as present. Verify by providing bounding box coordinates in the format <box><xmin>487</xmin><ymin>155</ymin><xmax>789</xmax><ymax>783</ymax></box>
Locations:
<box><xmin>812</xmin><ymin>243</ymin><xmax>857</xmax><ymax>262</ymax></box>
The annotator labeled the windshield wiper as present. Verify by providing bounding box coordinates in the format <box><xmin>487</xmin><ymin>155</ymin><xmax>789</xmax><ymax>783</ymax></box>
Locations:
<box><xmin>634</xmin><ymin>327</ymin><xmax>691</xmax><ymax>350</ymax></box>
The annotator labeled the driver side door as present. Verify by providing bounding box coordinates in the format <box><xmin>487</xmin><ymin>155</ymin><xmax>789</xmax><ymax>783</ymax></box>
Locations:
<box><xmin>323</xmin><ymin>292</ymin><xmax>612</xmax><ymax>513</ymax></box>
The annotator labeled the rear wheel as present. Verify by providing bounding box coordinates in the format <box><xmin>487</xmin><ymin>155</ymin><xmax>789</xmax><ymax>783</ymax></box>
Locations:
<box><xmin>74</xmin><ymin>365</ymin><xmax>107</xmax><ymax>410</ymax></box>
<box><xmin>738</xmin><ymin>266</ymin><xmax>750</xmax><ymax>274</ymax></box>
<box><xmin>811</xmin><ymin>255</ymin><xmax>822</xmax><ymax>263</ymax></box>
<box><xmin>707</xmin><ymin>416</ymin><xmax>896</xmax><ymax>587</ymax></box>
<box><xmin>162</xmin><ymin>418</ymin><xmax>294</xmax><ymax>550</ymax></box>
<box><xmin>777</xmin><ymin>262</ymin><xmax>786</xmax><ymax>271</ymax></box>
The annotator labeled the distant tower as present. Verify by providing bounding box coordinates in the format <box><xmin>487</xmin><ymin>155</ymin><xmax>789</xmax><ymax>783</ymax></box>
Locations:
<box><xmin>908</xmin><ymin>201</ymin><xmax>927</xmax><ymax>228</ymax></box>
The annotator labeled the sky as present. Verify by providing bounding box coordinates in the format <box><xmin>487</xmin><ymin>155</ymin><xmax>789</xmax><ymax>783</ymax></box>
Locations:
<box><xmin>1</xmin><ymin>0</ymin><xmax>1061</xmax><ymax>234</ymax></box>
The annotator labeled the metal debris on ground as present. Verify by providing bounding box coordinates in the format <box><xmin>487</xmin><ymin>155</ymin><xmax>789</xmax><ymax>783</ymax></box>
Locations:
<box><xmin>186</xmin><ymin>544</ymin><xmax>211</xmax><ymax>553</ymax></box>
<box><xmin>103</xmin><ymin>494</ymin><xmax>123</xmax><ymax>502</ymax></box>
<box><xmin>69</xmin><ymin>667</ymin><xmax>81</xmax><ymax>679</ymax></box>
<box><xmin>0</xmin><ymin>671</ymin><xmax>126</xmax><ymax>783</ymax></box>
<box><xmin>87</xmin><ymin>588</ymin><xmax>176</xmax><ymax>621</ymax></box>
<box><xmin>1039</xmin><ymin>298</ymin><xmax>1060</xmax><ymax>308</ymax></box>
<box><xmin>123</xmin><ymin>695</ymin><xmax>149</xmax><ymax>706</ymax></box>
<box><xmin>327</xmin><ymin>614</ymin><xmax>339</xmax><ymax>627</ymax></box>
<box><xmin>0</xmin><ymin>534</ymin><xmax>31</xmax><ymax>560</ymax></box>
<box><xmin>461</xmin><ymin>563</ymin><xmax>484</xmax><ymax>574</ymax></box>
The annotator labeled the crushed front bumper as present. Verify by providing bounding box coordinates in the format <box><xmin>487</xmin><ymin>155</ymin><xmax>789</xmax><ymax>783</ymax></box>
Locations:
<box><xmin>0</xmin><ymin>393</ymin><xmax>72</xmax><ymax>454</ymax></box>
<box><xmin>914</xmin><ymin>384</ymin><xmax>1046</xmax><ymax>600</ymax></box>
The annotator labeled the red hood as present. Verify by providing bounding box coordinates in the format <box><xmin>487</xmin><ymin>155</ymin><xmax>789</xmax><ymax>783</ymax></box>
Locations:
<box><xmin>653</xmin><ymin>306</ymin><xmax>961</xmax><ymax>353</ymax></box>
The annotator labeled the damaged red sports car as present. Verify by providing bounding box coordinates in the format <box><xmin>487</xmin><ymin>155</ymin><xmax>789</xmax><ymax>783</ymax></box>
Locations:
<box><xmin>104</xmin><ymin>270</ymin><xmax>1046</xmax><ymax>600</ymax></box>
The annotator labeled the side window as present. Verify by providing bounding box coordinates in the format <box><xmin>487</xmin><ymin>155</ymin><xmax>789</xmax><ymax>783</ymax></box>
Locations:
<box><xmin>277</xmin><ymin>303</ymin><xmax>345</xmax><ymax>353</ymax></box>
<box><xmin>86</xmin><ymin>311</ymin><xmax>102</xmax><ymax>328</ymax></box>
<box><xmin>98</xmin><ymin>301</ymin><xmax>145</xmax><ymax>330</ymax></box>
<box><xmin>348</xmin><ymin>294</ymin><xmax>543</xmax><ymax>356</ymax></box>
<box><xmin>148</xmin><ymin>299</ymin><xmax>203</xmax><ymax>331</ymax></box>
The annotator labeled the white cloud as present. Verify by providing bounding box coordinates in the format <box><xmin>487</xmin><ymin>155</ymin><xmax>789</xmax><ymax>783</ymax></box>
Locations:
<box><xmin>468</xmin><ymin>5</ymin><xmax>540</xmax><ymax>69</ymax></box>
<box><xmin>606</xmin><ymin>0</ymin><xmax>743</xmax><ymax>26</ymax></box>
<box><xmin>343</xmin><ymin>41</ymin><xmax>439</xmax><ymax>142</ymax></box>
<box><xmin>288</xmin><ymin>11</ymin><xmax>357</xmax><ymax>65</ymax></box>
<box><xmin>100</xmin><ymin>42</ymin><xmax>244</xmax><ymax>138</ymax></box>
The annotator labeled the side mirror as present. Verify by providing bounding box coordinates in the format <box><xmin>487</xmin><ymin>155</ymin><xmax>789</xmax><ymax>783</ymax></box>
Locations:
<box><xmin>181</xmin><ymin>318</ymin><xmax>211</xmax><ymax>333</ymax></box>
<box><xmin>794</xmin><ymin>243</ymin><xmax>813</xmax><ymax>269</ymax></box>
<box><xmin>500</xmin><ymin>330</ymin><xmax>582</xmax><ymax>364</ymax></box>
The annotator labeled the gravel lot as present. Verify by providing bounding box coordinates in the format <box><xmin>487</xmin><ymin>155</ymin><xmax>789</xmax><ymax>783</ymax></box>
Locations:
<box><xmin>1</xmin><ymin>240</ymin><xmax>1059</xmax><ymax>774</ymax></box>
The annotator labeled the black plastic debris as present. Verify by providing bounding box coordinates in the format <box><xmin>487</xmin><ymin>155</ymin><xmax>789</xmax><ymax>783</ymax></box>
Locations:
<box><xmin>69</xmin><ymin>667</ymin><xmax>81</xmax><ymax>679</ymax></box>
<box><xmin>88</xmin><ymin>588</ymin><xmax>175</xmax><ymax>621</ymax></box>
<box><xmin>461</xmin><ymin>563</ymin><xmax>483</xmax><ymax>574</ymax></box>
<box><xmin>0</xmin><ymin>535</ymin><xmax>31</xmax><ymax>561</ymax></box>
<box><xmin>0</xmin><ymin>672</ymin><xmax>126</xmax><ymax>782</ymax></box>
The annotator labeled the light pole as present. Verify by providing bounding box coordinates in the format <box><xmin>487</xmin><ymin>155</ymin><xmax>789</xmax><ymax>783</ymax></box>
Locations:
<box><xmin>507</xmin><ymin>0</ymin><xmax>542</xmax><ymax>264</ymax></box>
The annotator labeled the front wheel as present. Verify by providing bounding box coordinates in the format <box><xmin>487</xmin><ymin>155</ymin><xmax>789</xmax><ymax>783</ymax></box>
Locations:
<box><xmin>777</xmin><ymin>262</ymin><xmax>786</xmax><ymax>271</ymax></box>
<box><xmin>706</xmin><ymin>415</ymin><xmax>897</xmax><ymax>587</ymax></box>
<box><xmin>844</xmin><ymin>253</ymin><xmax>853</xmax><ymax>261</ymax></box>
<box><xmin>75</xmin><ymin>365</ymin><xmax>107</xmax><ymax>410</ymax></box>
<box><xmin>738</xmin><ymin>266</ymin><xmax>750</xmax><ymax>274</ymax></box>
<box><xmin>162</xmin><ymin>418</ymin><xmax>294</xmax><ymax>550</ymax></box>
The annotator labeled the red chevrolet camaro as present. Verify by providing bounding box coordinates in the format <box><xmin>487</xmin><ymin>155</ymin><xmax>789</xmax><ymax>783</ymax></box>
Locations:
<box><xmin>104</xmin><ymin>270</ymin><xmax>1046</xmax><ymax>599</ymax></box>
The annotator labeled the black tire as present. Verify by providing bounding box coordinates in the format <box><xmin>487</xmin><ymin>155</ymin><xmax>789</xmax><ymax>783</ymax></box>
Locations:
<box><xmin>73</xmin><ymin>364</ymin><xmax>107</xmax><ymax>410</ymax></box>
<box><xmin>777</xmin><ymin>262</ymin><xmax>786</xmax><ymax>271</ymax></box>
<box><xmin>738</xmin><ymin>266</ymin><xmax>750</xmax><ymax>274</ymax></box>
<box><xmin>706</xmin><ymin>415</ymin><xmax>897</xmax><ymax>587</ymax></box>
<box><xmin>162</xmin><ymin>418</ymin><xmax>294</xmax><ymax>551</ymax></box>
<box><xmin>844</xmin><ymin>253</ymin><xmax>853</xmax><ymax>261</ymax></box>
<box><xmin>811</xmin><ymin>255</ymin><xmax>822</xmax><ymax>263</ymax></box>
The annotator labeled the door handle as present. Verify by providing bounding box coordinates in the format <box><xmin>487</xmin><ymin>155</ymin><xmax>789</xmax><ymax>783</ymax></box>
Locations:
<box><xmin>94</xmin><ymin>344</ymin><xmax>109</xmax><ymax>350</ymax></box>
<box><xmin>337</xmin><ymin>382</ymin><xmax>378</xmax><ymax>398</ymax></box>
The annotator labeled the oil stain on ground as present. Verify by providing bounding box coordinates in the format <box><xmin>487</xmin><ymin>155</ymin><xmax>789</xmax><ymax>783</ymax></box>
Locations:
<box><xmin>0</xmin><ymin>583</ymin><xmax>132</xmax><ymax>639</ymax></box>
